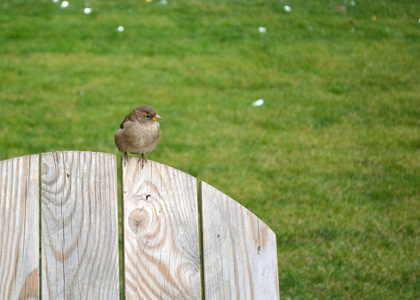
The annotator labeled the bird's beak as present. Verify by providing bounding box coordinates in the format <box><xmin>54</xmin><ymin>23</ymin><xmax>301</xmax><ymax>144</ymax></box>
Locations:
<box><xmin>152</xmin><ymin>114</ymin><xmax>162</xmax><ymax>121</ymax></box>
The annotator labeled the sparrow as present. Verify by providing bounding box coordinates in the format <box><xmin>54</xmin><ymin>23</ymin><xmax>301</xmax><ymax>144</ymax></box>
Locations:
<box><xmin>114</xmin><ymin>105</ymin><xmax>162</xmax><ymax>168</ymax></box>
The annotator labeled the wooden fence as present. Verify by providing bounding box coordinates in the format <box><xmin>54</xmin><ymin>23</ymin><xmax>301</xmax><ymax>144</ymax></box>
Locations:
<box><xmin>0</xmin><ymin>151</ymin><xmax>279</xmax><ymax>299</ymax></box>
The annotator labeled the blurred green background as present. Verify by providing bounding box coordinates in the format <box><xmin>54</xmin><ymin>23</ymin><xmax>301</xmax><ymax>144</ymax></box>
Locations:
<box><xmin>1</xmin><ymin>0</ymin><xmax>419</xmax><ymax>298</ymax></box>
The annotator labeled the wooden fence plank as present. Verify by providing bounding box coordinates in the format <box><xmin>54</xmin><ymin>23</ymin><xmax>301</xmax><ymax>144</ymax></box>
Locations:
<box><xmin>122</xmin><ymin>156</ymin><xmax>201</xmax><ymax>300</ymax></box>
<box><xmin>40</xmin><ymin>151</ymin><xmax>119</xmax><ymax>299</ymax></box>
<box><xmin>1</xmin><ymin>152</ymin><xmax>280</xmax><ymax>299</ymax></box>
<box><xmin>200</xmin><ymin>181</ymin><xmax>279</xmax><ymax>300</ymax></box>
<box><xmin>0</xmin><ymin>155</ymin><xmax>39</xmax><ymax>299</ymax></box>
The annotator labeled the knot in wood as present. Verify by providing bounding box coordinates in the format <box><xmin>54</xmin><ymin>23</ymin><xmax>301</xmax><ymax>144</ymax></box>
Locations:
<box><xmin>128</xmin><ymin>208</ymin><xmax>149</xmax><ymax>235</ymax></box>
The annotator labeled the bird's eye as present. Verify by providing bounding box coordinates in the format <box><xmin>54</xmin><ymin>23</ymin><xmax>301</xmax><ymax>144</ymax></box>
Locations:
<box><xmin>146</xmin><ymin>115</ymin><xmax>151</xmax><ymax>119</ymax></box>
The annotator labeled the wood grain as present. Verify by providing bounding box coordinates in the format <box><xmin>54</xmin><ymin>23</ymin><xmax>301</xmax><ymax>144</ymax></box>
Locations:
<box><xmin>0</xmin><ymin>155</ymin><xmax>39</xmax><ymax>299</ymax></box>
<box><xmin>200</xmin><ymin>181</ymin><xmax>279</xmax><ymax>300</ymax></box>
<box><xmin>40</xmin><ymin>151</ymin><xmax>119</xmax><ymax>299</ymax></box>
<box><xmin>122</xmin><ymin>156</ymin><xmax>201</xmax><ymax>300</ymax></box>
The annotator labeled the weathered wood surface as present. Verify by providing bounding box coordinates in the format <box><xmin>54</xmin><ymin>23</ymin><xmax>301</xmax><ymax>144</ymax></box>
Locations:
<box><xmin>40</xmin><ymin>151</ymin><xmax>119</xmax><ymax>299</ymax></box>
<box><xmin>0</xmin><ymin>151</ymin><xmax>280</xmax><ymax>299</ymax></box>
<box><xmin>200</xmin><ymin>181</ymin><xmax>279</xmax><ymax>300</ymax></box>
<box><xmin>122</xmin><ymin>156</ymin><xmax>201</xmax><ymax>300</ymax></box>
<box><xmin>0</xmin><ymin>155</ymin><xmax>39</xmax><ymax>300</ymax></box>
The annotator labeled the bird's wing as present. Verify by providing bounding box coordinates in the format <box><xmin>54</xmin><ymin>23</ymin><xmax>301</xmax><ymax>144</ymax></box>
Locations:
<box><xmin>120</xmin><ymin>111</ymin><xmax>137</xmax><ymax>129</ymax></box>
<box><xmin>119</xmin><ymin>116</ymin><xmax>128</xmax><ymax>129</ymax></box>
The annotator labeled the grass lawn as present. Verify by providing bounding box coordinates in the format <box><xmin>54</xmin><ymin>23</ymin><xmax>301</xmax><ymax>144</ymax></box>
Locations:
<box><xmin>1</xmin><ymin>0</ymin><xmax>419</xmax><ymax>298</ymax></box>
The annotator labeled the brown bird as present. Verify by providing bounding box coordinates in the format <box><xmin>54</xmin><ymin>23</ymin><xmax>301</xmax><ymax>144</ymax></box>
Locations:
<box><xmin>114</xmin><ymin>105</ymin><xmax>162</xmax><ymax>168</ymax></box>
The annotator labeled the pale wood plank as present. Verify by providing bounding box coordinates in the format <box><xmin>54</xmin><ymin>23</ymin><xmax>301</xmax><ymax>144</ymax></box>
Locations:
<box><xmin>200</xmin><ymin>181</ymin><xmax>280</xmax><ymax>300</ymax></box>
<box><xmin>122</xmin><ymin>156</ymin><xmax>201</xmax><ymax>300</ymax></box>
<box><xmin>0</xmin><ymin>155</ymin><xmax>40</xmax><ymax>299</ymax></box>
<box><xmin>40</xmin><ymin>151</ymin><xmax>119</xmax><ymax>299</ymax></box>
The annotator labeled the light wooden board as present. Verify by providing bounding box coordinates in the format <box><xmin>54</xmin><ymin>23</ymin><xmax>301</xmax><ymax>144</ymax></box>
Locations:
<box><xmin>200</xmin><ymin>181</ymin><xmax>280</xmax><ymax>300</ymax></box>
<box><xmin>40</xmin><ymin>151</ymin><xmax>119</xmax><ymax>299</ymax></box>
<box><xmin>122</xmin><ymin>156</ymin><xmax>201</xmax><ymax>300</ymax></box>
<box><xmin>0</xmin><ymin>155</ymin><xmax>39</xmax><ymax>299</ymax></box>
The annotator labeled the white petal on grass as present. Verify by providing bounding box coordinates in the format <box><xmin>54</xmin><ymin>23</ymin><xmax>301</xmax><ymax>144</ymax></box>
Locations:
<box><xmin>284</xmin><ymin>5</ymin><xmax>291</xmax><ymax>12</ymax></box>
<box><xmin>258</xmin><ymin>26</ymin><xmax>266</xmax><ymax>33</ymax></box>
<box><xmin>60</xmin><ymin>1</ymin><xmax>69</xmax><ymax>8</ymax></box>
<box><xmin>117</xmin><ymin>26</ymin><xmax>125</xmax><ymax>32</ymax></box>
<box><xmin>252</xmin><ymin>99</ymin><xmax>264</xmax><ymax>107</ymax></box>
<box><xmin>84</xmin><ymin>7</ymin><xmax>92</xmax><ymax>14</ymax></box>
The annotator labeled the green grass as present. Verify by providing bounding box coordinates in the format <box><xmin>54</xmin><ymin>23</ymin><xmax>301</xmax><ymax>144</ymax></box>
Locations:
<box><xmin>1</xmin><ymin>0</ymin><xmax>419</xmax><ymax>298</ymax></box>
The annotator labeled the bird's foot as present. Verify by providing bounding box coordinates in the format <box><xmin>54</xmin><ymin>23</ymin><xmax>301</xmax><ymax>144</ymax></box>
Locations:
<box><xmin>123</xmin><ymin>152</ymin><xmax>128</xmax><ymax>167</ymax></box>
<box><xmin>140</xmin><ymin>154</ymin><xmax>148</xmax><ymax>169</ymax></box>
